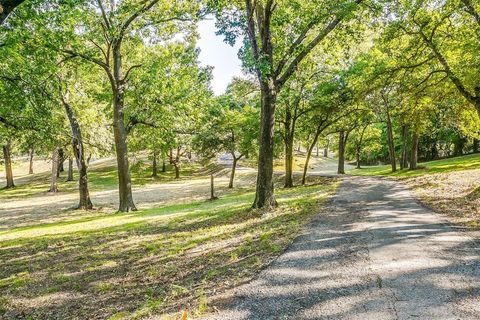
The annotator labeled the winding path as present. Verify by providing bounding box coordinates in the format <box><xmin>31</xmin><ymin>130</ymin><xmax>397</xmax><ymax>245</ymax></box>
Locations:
<box><xmin>205</xmin><ymin>176</ymin><xmax>480</xmax><ymax>319</ymax></box>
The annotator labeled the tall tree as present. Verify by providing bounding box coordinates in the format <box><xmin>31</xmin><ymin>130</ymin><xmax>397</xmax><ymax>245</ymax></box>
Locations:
<box><xmin>212</xmin><ymin>0</ymin><xmax>366</xmax><ymax>208</ymax></box>
<box><xmin>54</xmin><ymin>0</ymin><xmax>201</xmax><ymax>211</ymax></box>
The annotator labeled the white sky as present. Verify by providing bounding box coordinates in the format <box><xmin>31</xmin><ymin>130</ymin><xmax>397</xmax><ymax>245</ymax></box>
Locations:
<box><xmin>197</xmin><ymin>18</ymin><xmax>244</xmax><ymax>95</ymax></box>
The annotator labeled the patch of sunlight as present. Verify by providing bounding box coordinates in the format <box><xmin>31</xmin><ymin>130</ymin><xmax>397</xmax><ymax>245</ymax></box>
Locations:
<box><xmin>0</xmin><ymin>208</ymin><xmax>197</xmax><ymax>242</ymax></box>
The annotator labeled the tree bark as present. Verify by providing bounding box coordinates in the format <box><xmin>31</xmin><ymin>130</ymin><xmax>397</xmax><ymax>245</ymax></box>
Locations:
<box><xmin>3</xmin><ymin>142</ymin><xmax>14</xmax><ymax>188</ymax></box>
<box><xmin>410</xmin><ymin>132</ymin><xmax>419</xmax><ymax>170</ymax></box>
<box><xmin>386</xmin><ymin>113</ymin><xmax>397</xmax><ymax>172</ymax></box>
<box><xmin>338</xmin><ymin>131</ymin><xmax>347</xmax><ymax>174</ymax></box>
<box><xmin>229</xmin><ymin>154</ymin><xmax>240</xmax><ymax>189</ymax></box>
<box><xmin>49</xmin><ymin>148</ymin><xmax>59</xmax><ymax>193</ymax></box>
<box><xmin>112</xmin><ymin>44</ymin><xmax>136</xmax><ymax>212</ymax></box>
<box><xmin>474</xmin><ymin>138</ymin><xmax>479</xmax><ymax>153</ymax></box>
<box><xmin>284</xmin><ymin>108</ymin><xmax>295</xmax><ymax>188</ymax></box>
<box><xmin>152</xmin><ymin>151</ymin><xmax>158</xmax><ymax>178</ymax></box>
<box><xmin>58</xmin><ymin>148</ymin><xmax>65</xmax><ymax>174</ymax></box>
<box><xmin>356</xmin><ymin>147</ymin><xmax>361</xmax><ymax>169</ymax></box>
<box><xmin>162</xmin><ymin>157</ymin><xmax>166</xmax><ymax>172</ymax></box>
<box><xmin>301</xmin><ymin>126</ymin><xmax>323</xmax><ymax>185</ymax></box>
<box><xmin>210</xmin><ymin>174</ymin><xmax>218</xmax><ymax>200</ymax></box>
<box><xmin>28</xmin><ymin>148</ymin><xmax>34</xmax><ymax>174</ymax></box>
<box><xmin>355</xmin><ymin>125</ymin><xmax>368</xmax><ymax>170</ymax></box>
<box><xmin>63</xmin><ymin>95</ymin><xmax>93</xmax><ymax>210</ymax></box>
<box><xmin>324</xmin><ymin>137</ymin><xmax>330</xmax><ymax>158</ymax></box>
<box><xmin>66</xmin><ymin>157</ymin><xmax>74</xmax><ymax>182</ymax></box>
<box><xmin>400</xmin><ymin>125</ymin><xmax>409</xmax><ymax>170</ymax></box>
<box><xmin>253</xmin><ymin>80</ymin><xmax>277</xmax><ymax>208</ymax></box>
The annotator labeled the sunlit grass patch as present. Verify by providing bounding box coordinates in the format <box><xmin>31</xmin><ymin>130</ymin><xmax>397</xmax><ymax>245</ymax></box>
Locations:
<box><xmin>348</xmin><ymin>153</ymin><xmax>480</xmax><ymax>177</ymax></box>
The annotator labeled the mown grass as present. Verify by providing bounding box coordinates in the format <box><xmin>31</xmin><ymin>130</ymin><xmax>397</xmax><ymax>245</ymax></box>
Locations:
<box><xmin>0</xmin><ymin>160</ymin><xmax>201</xmax><ymax>200</ymax></box>
<box><xmin>348</xmin><ymin>153</ymin><xmax>480</xmax><ymax>177</ymax></box>
<box><xmin>0</xmin><ymin>177</ymin><xmax>338</xmax><ymax>319</ymax></box>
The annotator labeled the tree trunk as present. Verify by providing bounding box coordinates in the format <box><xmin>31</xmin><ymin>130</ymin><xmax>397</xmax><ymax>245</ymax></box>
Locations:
<box><xmin>410</xmin><ymin>132</ymin><xmax>419</xmax><ymax>170</ymax></box>
<box><xmin>324</xmin><ymin>137</ymin><xmax>330</xmax><ymax>158</ymax></box>
<box><xmin>253</xmin><ymin>81</ymin><xmax>277</xmax><ymax>208</ymax></box>
<box><xmin>316</xmin><ymin>143</ymin><xmax>319</xmax><ymax>157</ymax></box>
<box><xmin>210</xmin><ymin>174</ymin><xmax>218</xmax><ymax>200</ymax></box>
<box><xmin>152</xmin><ymin>151</ymin><xmax>158</xmax><ymax>178</ymax></box>
<box><xmin>229</xmin><ymin>155</ymin><xmax>238</xmax><ymax>189</ymax></box>
<box><xmin>63</xmin><ymin>95</ymin><xmax>93</xmax><ymax>210</ymax></box>
<box><xmin>386</xmin><ymin>113</ymin><xmax>397</xmax><ymax>172</ymax></box>
<box><xmin>174</xmin><ymin>164</ymin><xmax>180</xmax><ymax>179</ymax></box>
<box><xmin>58</xmin><ymin>148</ymin><xmax>65</xmax><ymax>174</ymax></box>
<box><xmin>49</xmin><ymin>148</ymin><xmax>59</xmax><ymax>193</ymax></box>
<box><xmin>301</xmin><ymin>127</ymin><xmax>322</xmax><ymax>185</ymax></box>
<box><xmin>112</xmin><ymin>44</ymin><xmax>136</xmax><ymax>212</ymax></box>
<box><xmin>400</xmin><ymin>125</ymin><xmax>409</xmax><ymax>169</ymax></box>
<box><xmin>338</xmin><ymin>131</ymin><xmax>347</xmax><ymax>174</ymax></box>
<box><xmin>474</xmin><ymin>138</ymin><xmax>479</xmax><ymax>153</ymax></box>
<box><xmin>454</xmin><ymin>137</ymin><xmax>465</xmax><ymax>156</ymax></box>
<box><xmin>28</xmin><ymin>148</ymin><xmax>34</xmax><ymax>174</ymax></box>
<box><xmin>3</xmin><ymin>142</ymin><xmax>14</xmax><ymax>188</ymax></box>
<box><xmin>162</xmin><ymin>157</ymin><xmax>166</xmax><ymax>172</ymax></box>
<box><xmin>356</xmin><ymin>146</ymin><xmax>361</xmax><ymax>169</ymax></box>
<box><xmin>66</xmin><ymin>157</ymin><xmax>74</xmax><ymax>182</ymax></box>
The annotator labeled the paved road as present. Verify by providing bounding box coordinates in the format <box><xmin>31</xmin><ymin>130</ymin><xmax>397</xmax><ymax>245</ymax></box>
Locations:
<box><xmin>205</xmin><ymin>176</ymin><xmax>480</xmax><ymax>319</ymax></box>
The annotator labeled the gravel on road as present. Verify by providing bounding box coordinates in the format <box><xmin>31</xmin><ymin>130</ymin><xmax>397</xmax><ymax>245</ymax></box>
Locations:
<box><xmin>204</xmin><ymin>176</ymin><xmax>480</xmax><ymax>320</ymax></box>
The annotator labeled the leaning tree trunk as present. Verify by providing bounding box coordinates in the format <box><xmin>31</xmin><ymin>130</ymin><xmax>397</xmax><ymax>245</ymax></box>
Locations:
<box><xmin>28</xmin><ymin>148</ymin><xmax>34</xmax><ymax>174</ymax></box>
<box><xmin>338</xmin><ymin>131</ymin><xmax>347</xmax><ymax>175</ymax></box>
<box><xmin>152</xmin><ymin>151</ymin><xmax>158</xmax><ymax>178</ymax></box>
<box><xmin>3</xmin><ymin>142</ymin><xmax>15</xmax><ymax>188</ymax></box>
<box><xmin>253</xmin><ymin>81</ymin><xmax>277</xmax><ymax>208</ymax></box>
<box><xmin>49</xmin><ymin>148</ymin><xmax>59</xmax><ymax>193</ymax></box>
<box><xmin>112</xmin><ymin>44</ymin><xmax>136</xmax><ymax>212</ymax></box>
<box><xmin>410</xmin><ymin>132</ymin><xmax>419</xmax><ymax>170</ymax></box>
<box><xmin>386</xmin><ymin>113</ymin><xmax>397</xmax><ymax>172</ymax></box>
<box><xmin>63</xmin><ymin>95</ymin><xmax>93</xmax><ymax>210</ymax></box>
<box><xmin>229</xmin><ymin>155</ymin><xmax>239</xmax><ymax>189</ymax></box>
<box><xmin>302</xmin><ymin>126</ymin><xmax>323</xmax><ymax>185</ymax></box>
<box><xmin>400</xmin><ymin>125</ymin><xmax>409</xmax><ymax>170</ymax></box>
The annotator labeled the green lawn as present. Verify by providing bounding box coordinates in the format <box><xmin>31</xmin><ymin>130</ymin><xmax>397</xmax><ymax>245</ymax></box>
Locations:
<box><xmin>348</xmin><ymin>153</ymin><xmax>480</xmax><ymax>177</ymax></box>
<box><xmin>0</xmin><ymin>160</ymin><xmax>202</xmax><ymax>200</ymax></box>
<box><xmin>0</xmin><ymin>177</ymin><xmax>338</xmax><ymax>319</ymax></box>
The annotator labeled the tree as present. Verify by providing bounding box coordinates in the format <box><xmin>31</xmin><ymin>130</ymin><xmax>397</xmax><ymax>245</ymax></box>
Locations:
<box><xmin>195</xmin><ymin>83</ymin><xmax>259</xmax><ymax>188</ymax></box>
<box><xmin>212</xmin><ymin>0</ymin><xmax>366</xmax><ymax>208</ymax></box>
<box><xmin>62</xmin><ymin>91</ymin><xmax>93</xmax><ymax>210</ymax></box>
<box><xmin>53</xmin><ymin>0</ymin><xmax>201</xmax><ymax>212</ymax></box>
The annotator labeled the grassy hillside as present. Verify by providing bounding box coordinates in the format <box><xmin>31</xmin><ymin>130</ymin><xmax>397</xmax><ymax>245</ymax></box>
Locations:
<box><xmin>348</xmin><ymin>153</ymin><xmax>480</xmax><ymax>177</ymax></box>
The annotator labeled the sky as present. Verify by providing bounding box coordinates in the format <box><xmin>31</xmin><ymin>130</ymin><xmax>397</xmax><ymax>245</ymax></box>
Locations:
<box><xmin>197</xmin><ymin>18</ymin><xmax>244</xmax><ymax>95</ymax></box>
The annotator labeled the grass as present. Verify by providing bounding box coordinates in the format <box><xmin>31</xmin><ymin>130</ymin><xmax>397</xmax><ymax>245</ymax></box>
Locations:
<box><xmin>0</xmin><ymin>159</ymin><xmax>202</xmax><ymax>201</ymax></box>
<box><xmin>348</xmin><ymin>153</ymin><xmax>480</xmax><ymax>177</ymax></box>
<box><xmin>0</xmin><ymin>173</ymin><xmax>338</xmax><ymax>319</ymax></box>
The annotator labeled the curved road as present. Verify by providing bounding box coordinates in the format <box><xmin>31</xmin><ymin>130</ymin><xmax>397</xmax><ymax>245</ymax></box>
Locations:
<box><xmin>205</xmin><ymin>176</ymin><xmax>480</xmax><ymax>319</ymax></box>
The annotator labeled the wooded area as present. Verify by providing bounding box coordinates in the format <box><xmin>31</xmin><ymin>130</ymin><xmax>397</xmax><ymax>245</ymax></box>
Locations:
<box><xmin>1</xmin><ymin>0</ymin><xmax>480</xmax><ymax>319</ymax></box>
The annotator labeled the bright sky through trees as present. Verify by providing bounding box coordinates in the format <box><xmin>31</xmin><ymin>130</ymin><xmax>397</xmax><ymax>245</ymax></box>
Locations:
<box><xmin>197</xmin><ymin>17</ymin><xmax>243</xmax><ymax>95</ymax></box>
